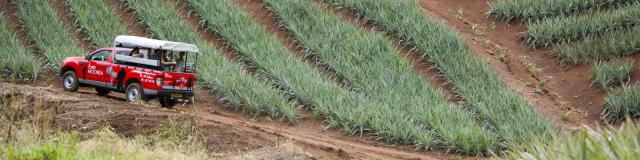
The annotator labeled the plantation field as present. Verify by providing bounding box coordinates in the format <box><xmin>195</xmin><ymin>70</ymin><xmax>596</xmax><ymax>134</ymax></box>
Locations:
<box><xmin>265</xmin><ymin>0</ymin><xmax>497</xmax><ymax>153</ymax></box>
<box><xmin>121</xmin><ymin>0</ymin><xmax>300</xmax><ymax>122</ymax></box>
<box><xmin>2</xmin><ymin>0</ymin><xmax>640</xmax><ymax>159</ymax></box>
<box><xmin>14</xmin><ymin>0</ymin><xmax>85</xmax><ymax>70</ymax></box>
<box><xmin>487</xmin><ymin>0</ymin><xmax>640</xmax><ymax>124</ymax></box>
<box><xmin>0</xmin><ymin>11</ymin><xmax>40</xmax><ymax>80</ymax></box>
<box><xmin>489</xmin><ymin>1</ymin><xmax>640</xmax><ymax>65</ymax></box>
<box><xmin>183</xmin><ymin>0</ymin><xmax>436</xmax><ymax>149</ymax></box>
<box><xmin>326</xmin><ymin>0</ymin><xmax>555</xmax><ymax>149</ymax></box>
<box><xmin>65</xmin><ymin>0</ymin><xmax>129</xmax><ymax>47</ymax></box>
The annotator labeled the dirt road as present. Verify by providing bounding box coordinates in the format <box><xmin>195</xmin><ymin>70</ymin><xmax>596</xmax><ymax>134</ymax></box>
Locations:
<box><xmin>2</xmin><ymin>79</ymin><xmax>466</xmax><ymax>160</ymax></box>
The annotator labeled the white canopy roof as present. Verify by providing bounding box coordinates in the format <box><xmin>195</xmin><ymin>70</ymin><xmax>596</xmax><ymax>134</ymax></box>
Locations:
<box><xmin>114</xmin><ymin>35</ymin><xmax>199</xmax><ymax>53</ymax></box>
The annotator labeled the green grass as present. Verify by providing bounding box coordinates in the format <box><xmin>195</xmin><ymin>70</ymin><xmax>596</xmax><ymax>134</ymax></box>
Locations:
<box><xmin>323</xmin><ymin>0</ymin><xmax>556</xmax><ymax>150</ymax></box>
<box><xmin>524</xmin><ymin>2</ymin><xmax>640</xmax><ymax>47</ymax></box>
<box><xmin>556</xmin><ymin>26</ymin><xmax>640</xmax><ymax>64</ymax></box>
<box><xmin>499</xmin><ymin>120</ymin><xmax>640</xmax><ymax>159</ymax></box>
<box><xmin>487</xmin><ymin>0</ymin><xmax>640</xmax><ymax>21</ymax></box>
<box><xmin>14</xmin><ymin>0</ymin><xmax>86</xmax><ymax>70</ymax></box>
<box><xmin>591</xmin><ymin>59</ymin><xmax>634</xmax><ymax>90</ymax></box>
<box><xmin>0</xmin><ymin>12</ymin><xmax>41</xmax><ymax>80</ymax></box>
<box><xmin>4</xmin><ymin>128</ymin><xmax>208</xmax><ymax>160</ymax></box>
<box><xmin>120</xmin><ymin>0</ymin><xmax>299</xmax><ymax>122</ymax></box>
<box><xmin>183</xmin><ymin>0</ymin><xmax>436</xmax><ymax>148</ymax></box>
<box><xmin>601</xmin><ymin>83</ymin><xmax>640</xmax><ymax>123</ymax></box>
<box><xmin>265</xmin><ymin>0</ymin><xmax>497</xmax><ymax>154</ymax></box>
<box><xmin>65</xmin><ymin>0</ymin><xmax>130</xmax><ymax>47</ymax></box>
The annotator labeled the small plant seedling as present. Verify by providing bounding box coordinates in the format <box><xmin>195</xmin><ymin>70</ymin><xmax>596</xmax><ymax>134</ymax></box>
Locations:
<box><xmin>457</xmin><ymin>8</ymin><xmax>465</xmax><ymax>17</ymax></box>
<box><xmin>498</xmin><ymin>49</ymin><xmax>510</xmax><ymax>64</ymax></box>
<box><xmin>561</xmin><ymin>111</ymin><xmax>570</xmax><ymax>121</ymax></box>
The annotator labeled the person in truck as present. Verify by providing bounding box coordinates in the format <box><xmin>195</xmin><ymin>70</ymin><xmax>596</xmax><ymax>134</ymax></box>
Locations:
<box><xmin>162</xmin><ymin>52</ymin><xmax>177</xmax><ymax>70</ymax></box>
<box><xmin>60</xmin><ymin>35</ymin><xmax>199</xmax><ymax>108</ymax></box>
<box><xmin>130</xmin><ymin>47</ymin><xmax>142</xmax><ymax>58</ymax></box>
<box><xmin>174</xmin><ymin>52</ymin><xmax>186</xmax><ymax>72</ymax></box>
<box><xmin>149</xmin><ymin>49</ymin><xmax>162</xmax><ymax>61</ymax></box>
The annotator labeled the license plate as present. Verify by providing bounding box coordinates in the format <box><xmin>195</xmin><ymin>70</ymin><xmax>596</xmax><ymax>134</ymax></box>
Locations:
<box><xmin>170</xmin><ymin>93</ymin><xmax>182</xmax><ymax>98</ymax></box>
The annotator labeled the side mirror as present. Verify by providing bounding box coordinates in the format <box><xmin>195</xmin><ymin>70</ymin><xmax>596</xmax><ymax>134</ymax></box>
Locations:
<box><xmin>85</xmin><ymin>54</ymin><xmax>91</xmax><ymax>60</ymax></box>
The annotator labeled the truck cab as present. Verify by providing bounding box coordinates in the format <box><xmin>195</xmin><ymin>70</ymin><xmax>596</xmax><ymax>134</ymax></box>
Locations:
<box><xmin>60</xmin><ymin>36</ymin><xmax>198</xmax><ymax>108</ymax></box>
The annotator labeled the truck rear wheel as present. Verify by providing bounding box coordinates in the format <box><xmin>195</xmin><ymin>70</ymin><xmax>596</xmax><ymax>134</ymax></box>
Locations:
<box><xmin>125</xmin><ymin>82</ymin><xmax>146</xmax><ymax>103</ymax></box>
<box><xmin>62</xmin><ymin>71</ymin><xmax>79</xmax><ymax>92</ymax></box>
<box><xmin>95</xmin><ymin>87</ymin><xmax>111</xmax><ymax>96</ymax></box>
<box><xmin>159</xmin><ymin>96</ymin><xmax>176</xmax><ymax>108</ymax></box>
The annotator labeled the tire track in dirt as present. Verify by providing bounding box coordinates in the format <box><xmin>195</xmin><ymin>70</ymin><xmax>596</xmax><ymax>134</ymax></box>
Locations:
<box><xmin>195</xmin><ymin>91</ymin><xmax>460</xmax><ymax>160</ymax></box>
<box><xmin>0</xmin><ymin>81</ymin><xmax>335</xmax><ymax>159</ymax></box>
<box><xmin>3</xmin><ymin>80</ymin><xmax>467</xmax><ymax>159</ymax></box>
<box><xmin>197</xmin><ymin>110</ymin><xmax>445</xmax><ymax>160</ymax></box>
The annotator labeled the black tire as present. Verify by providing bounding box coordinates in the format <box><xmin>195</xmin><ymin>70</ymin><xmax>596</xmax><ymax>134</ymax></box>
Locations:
<box><xmin>95</xmin><ymin>87</ymin><xmax>111</xmax><ymax>96</ymax></box>
<box><xmin>159</xmin><ymin>96</ymin><xmax>176</xmax><ymax>108</ymax></box>
<box><xmin>125</xmin><ymin>82</ymin><xmax>146</xmax><ymax>103</ymax></box>
<box><xmin>62</xmin><ymin>71</ymin><xmax>79</xmax><ymax>92</ymax></box>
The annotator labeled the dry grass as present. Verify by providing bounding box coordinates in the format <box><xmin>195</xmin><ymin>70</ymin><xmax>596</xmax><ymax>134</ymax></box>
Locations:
<box><xmin>227</xmin><ymin>140</ymin><xmax>308</xmax><ymax>160</ymax></box>
<box><xmin>0</xmin><ymin>89</ymin><xmax>210</xmax><ymax>159</ymax></box>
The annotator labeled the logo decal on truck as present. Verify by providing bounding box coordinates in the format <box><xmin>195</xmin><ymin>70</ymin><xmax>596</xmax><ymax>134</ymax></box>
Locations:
<box><xmin>106</xmin><ymin>66</ymin><xmax>119</xmax><ymax>87</ymax></box>
<box><xmin>106</xmin><ymin>66</ymin><xmax>117</xmax><ymax>78</ymax></box>
<box><xmin>87</xmin><ymin>64</ymin><xmax>104</xmax><ymax>76</ymax></box>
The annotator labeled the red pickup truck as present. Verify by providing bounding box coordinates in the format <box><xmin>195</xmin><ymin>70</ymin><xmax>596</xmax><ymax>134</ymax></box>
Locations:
<box><xmin>60</xmin><ymin>36</ymin><xmax>198</xmax><ymax>108</ymax></box>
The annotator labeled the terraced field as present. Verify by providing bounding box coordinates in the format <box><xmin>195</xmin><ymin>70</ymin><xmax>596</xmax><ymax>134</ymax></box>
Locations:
<box><xmin>4</xmin><ymin>0</ymin><xmax>640</xmax><ymax>158</ymax></box>
<box><xmin>120</xmin><ymin>0</ymin><xmax>303</xmax><ymax>122</ymax></box>
<box><xmin>65</xmin><ymin>0</ymin><xmax>129</xmax><ymax>47</ymax></box>
<box><xmin>0</xmin><ymin>11</ymin><xmax>40</xmax><ymax>80</ymax></box>
<box><xmin>14</xmin><ymin>0</ymin><xmax>85</xmax><ymax>70</ymax></box>
<box><xmin>487</xmin><ymin>0</ymin><xmax>640</xmax><ymax>124</ymax></box>
<box><xmin>182</xmin><ymin>0</ymin><xmax>437</xmax><ymax>149</ymax></box>
<box><xmin>324</xmin><ymin>0</ymin><xmax>555</xmax><ymax>149</ymax></box>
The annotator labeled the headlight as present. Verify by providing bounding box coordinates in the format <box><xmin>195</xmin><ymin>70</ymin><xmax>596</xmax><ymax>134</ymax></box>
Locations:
<box><xmin>156</xmin><ymin>78</ymin><xmax>163</xmax><ymax>86</ymax></box>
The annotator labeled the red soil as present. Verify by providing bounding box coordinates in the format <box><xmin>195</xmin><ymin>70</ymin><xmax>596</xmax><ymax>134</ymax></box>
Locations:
<box><xmin>0</xmin><ymin>0</ymin><xmax>31</xmax><ymax>50</ymax></box>
<box><xmin>417</xmin><ymin>0</ymin><xmax>640</xmax><ymax>127</ymax></box>
<box><xmin>232</xmin><ymin>0</ymin><xmax>357</xmax><ymax>88</ymax></box>
<box><xmin>3</xmin><ymin>0</ymin><xmax>470</xmax><ymax>158</ymax></box>
<box><xmin>3</xmin><ymin>77</ymin><xmax>467</xmax><ymax>159</ymax></box>
<box><xmin>311</xmin><ymin>0</ymin><xmax>464</xmax><ymax>103</ymax></box>
<box><xmin>179</xmin><ymin>1</ymin><xmax>471</xmax><ymax>158</ymax></box>
<box><xmin>49</xmin><ymin>0</ymin><xmax>94</xmax><ymax>51</ymax></box>
<box><xmin>170</xmin><ymin>0</ymin><xmax>243</xmax><ymax>63</ymax></box>
<box><xmin>104</xmin><ymin>0</ymin><xmax>146</xmax><ymax>37</ymax></box>
<box><xmin>12</xmin><ymin>0</ymin><xmax>634</xmax><ymax>158</ymax></box>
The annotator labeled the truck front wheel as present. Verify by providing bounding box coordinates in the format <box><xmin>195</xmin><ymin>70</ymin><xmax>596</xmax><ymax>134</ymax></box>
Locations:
<box><xmin>125</xmin><ymin>82</ymin><xmax>147</xmax><ymax>103</ymax></box>
<box><xmin>62</xmin><ymin>71</ymin><xmax>79</xmax><ymax>92</ymax></box>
